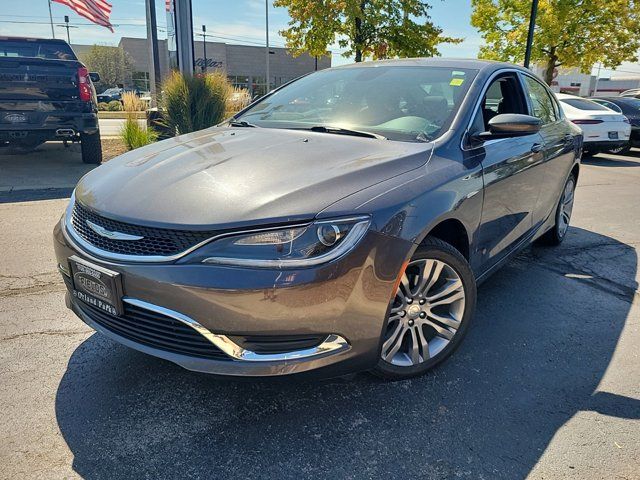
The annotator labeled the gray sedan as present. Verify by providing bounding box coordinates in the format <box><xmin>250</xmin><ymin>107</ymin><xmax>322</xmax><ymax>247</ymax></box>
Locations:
<box><xmin>53</xmin><ymin>58</ymin><xmax>582</xmax><ymax>380</ymax></box>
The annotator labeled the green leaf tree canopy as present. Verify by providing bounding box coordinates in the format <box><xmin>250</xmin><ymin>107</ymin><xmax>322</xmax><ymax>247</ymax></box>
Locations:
<box><xmin>471</xmin><ymin>0</ymin><xmax>640</xmax><ymax>85</ymax></box>
<box><xmin>273</xmin><ymin>0</ymin><xmax>462</xmax><ymax>62</ymax></box>
<box><xmin>81</xmin><ymin>45</ymin><xmax>134</xmax><ymax>89</ymax></box>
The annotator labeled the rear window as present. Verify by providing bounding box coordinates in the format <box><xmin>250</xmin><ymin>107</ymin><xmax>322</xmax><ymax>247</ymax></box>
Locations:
<box><xmin>0</xmin><ymin>40</ymin><xmax>76</xmax><ymax>60</ymax></box>
<box><xmin>560</xmin><ymin>98</ymin><xmax>609</xmax><ymax>111</ymax></box>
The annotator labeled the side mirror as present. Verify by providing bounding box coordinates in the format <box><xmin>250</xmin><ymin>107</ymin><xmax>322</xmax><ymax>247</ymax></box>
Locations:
<box><xmin>89</xmin><ymin>72</ymin><xmax>101</xmax><ymax>83</ymax></box>
<box><xmin>488</xmin><ymin>113</ymin><xmax>541</xmax><ymax>135</ymax></box>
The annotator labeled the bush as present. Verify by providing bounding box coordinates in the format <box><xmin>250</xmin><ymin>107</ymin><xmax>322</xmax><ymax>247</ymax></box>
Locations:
<box><xmin>107</xmin><ymin>100</ymin><xmax>123</xmax><ymax>111</ymax></box>
<box><xmin>121</xmin><ymin>91</ymin><xmax>146</xmax><ymax>112</ymax></box>
<box><xmin>161</xmin><ymin>71</ymin><xmax>231</xmax><ymax>135</ymax></box>
<box><xmin>120</xmin><ymin>117</ymin><xmax>158</xmax><ymax>150</ymax></box>
<box><xmin>226</xmin><ymin>87</ymin><xmax>251</xmax><ymax>116</ymax></box>
<box><xmin>97</xmin><ymin>102</ymin><xmax>109</xmax><ymax>111</ymax></box>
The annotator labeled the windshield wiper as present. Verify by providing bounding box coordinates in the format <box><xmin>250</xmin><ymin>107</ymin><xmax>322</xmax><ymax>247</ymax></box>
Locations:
<box><xmin>229</xmin><ymin>120</ymin><xmax>258</xmax><ymax>128</ymax></box>
<box><xmin>307</xmin><ymin>125</ymin><xmax>387</xmax><ymax>140</ymax></box>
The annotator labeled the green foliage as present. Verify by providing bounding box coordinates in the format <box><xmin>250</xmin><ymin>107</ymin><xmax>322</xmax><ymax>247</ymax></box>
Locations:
<box><xmin>274</xmin><ymin>0</ymin><xmax>461</xmax><ymax>62</ymax></box>
<box><xmin>161</xmin><ymin>71</ymin><xmax>231</xmax><ymax>135</ymax></box>
<box><xmin>471</xmin><ymin>0</ymin><xmax>640</xmax><ymax>84</ymax></box>
<box><xmin>97</xmin><ymin>102</ymin><xmax>109</xmax><ymax>111</ymax></box>
<box><xmin>120</xmin><ymin>117</ymin><xmax>158</xmax><ymax>150</ymax></box>
<box><xmin>107</xmin><ymin>100</ymin><xmax>123</xmax><ymax>111</ymax></box>
<box><xmin>81</xmin><ymin>45</ymin><xmax>133</xmax><ymax>88</ymax></box>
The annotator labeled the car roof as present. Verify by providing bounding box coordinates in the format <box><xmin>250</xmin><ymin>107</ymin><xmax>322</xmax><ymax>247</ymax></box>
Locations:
<box><xmin>331</xmin><ymin>57</ymin><xmax>530</xmax><ymax>74</ymax></box>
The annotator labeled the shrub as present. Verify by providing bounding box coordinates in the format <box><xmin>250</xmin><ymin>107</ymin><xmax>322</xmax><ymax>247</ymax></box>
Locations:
<box><xmin>121</xmin><ymin>91</ymin><xmax>146</xmax><ymax>112</ymax></box>
<box><xmin>97</xmin><ymin>102</ymin><xmax>109</xmax><ymax>111</ymax></box>
<box><xmin>107</xmin><ymin>100</ymin><xmax>123</xmax><ymax>111</ymax></box>
<box><xmin>161</xmin><ymin>71</ymin><xmax>231</xmax><ymax>135</ymax></box>
<box><xmin>120</xmin><ymin>117</ymin><xmax>158</xmax><ymax>150</ymax></box>
<box><xmin>226</xmin><ymin>87</ymin><xmax>251</xmax><ymax>116</ymax></box>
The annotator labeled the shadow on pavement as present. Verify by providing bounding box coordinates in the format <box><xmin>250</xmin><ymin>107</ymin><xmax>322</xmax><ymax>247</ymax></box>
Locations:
<box><xmin>55</xmin><ymin>227</ymin><xmax>637</xmax><ymax>479</ymax></box>
<box><xmin>0</xmin><ymin>142</ymin><xmax>95</xmax><ymax>203</ymax></box>
<box><xmin>581</xmin><ymin>154</ymin><xmax>640</xmax><ymax>168</ymax></box>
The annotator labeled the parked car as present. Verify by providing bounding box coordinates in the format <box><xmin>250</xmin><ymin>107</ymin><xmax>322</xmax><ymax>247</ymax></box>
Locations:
<box><xmin>54</xmin><ymin>59</ymin><xmax>582</xmax><ymax>380</ymax></box>
<box><xmin>590</xmin><ymin>96</ymin><xmax>640</xmax><ymax>154</ymax></box>
<box><xmin>0</xmin><ymin>36</ymin><xmax>102</xmax><ymax>163</ymax></box>
<box><xmin>620</xmin><ymin>88</ymin><xmax>640</xmax><ymax>98</ymax></box>
<box><xmin>556</xmin><ymin>93</ymin><xmax>630</xmax><ymax>156</ymax></box>
<box><xmin>96</xmin><ymin>87</ymin><xmax>140</xmax><ymax>104</ymax></box>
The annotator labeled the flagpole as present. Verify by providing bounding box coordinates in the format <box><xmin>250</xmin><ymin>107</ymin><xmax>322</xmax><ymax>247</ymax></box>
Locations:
<box><xmin>48</xmin><ymin>0</ymin><xmax>55</xmax><ymax>38</ymax></box>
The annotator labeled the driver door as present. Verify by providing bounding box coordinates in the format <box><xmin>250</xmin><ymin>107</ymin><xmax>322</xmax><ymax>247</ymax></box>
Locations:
<box><xmin>467</xmin><ymin>72</ymin><xmax>546</xmax><ymax>275</ymax></box>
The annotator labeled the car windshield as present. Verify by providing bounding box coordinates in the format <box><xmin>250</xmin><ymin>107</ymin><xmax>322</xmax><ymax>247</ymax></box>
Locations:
<box><xmin>561</xmin><ymin>98</ymin><xmax>610</xmax><ymax>111</ymax></box>
<box><xmin>235</xmin><ymin>66</ymin><xmax>478</xmax><ymax>142</ymax></box>
<box><xmin>616</xmin><ymin>97</ymin><xmax>640</xmax><ymax>109</ymax></box>
<box><xmin>102</xmin><ymin>88</ymin><xmax>120</xmax><ymax>94</ymax></box>
<box><xmin>0</xmin><ymin>40</ymin><xmax>76</xmax><ymax>60</ymax></box>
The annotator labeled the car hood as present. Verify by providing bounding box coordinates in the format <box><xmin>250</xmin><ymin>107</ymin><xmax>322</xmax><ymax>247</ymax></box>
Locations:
<box><xmin>75</xmin><ymin>127</ymin><xmax>432</xmax><ymax>229</ymax></box>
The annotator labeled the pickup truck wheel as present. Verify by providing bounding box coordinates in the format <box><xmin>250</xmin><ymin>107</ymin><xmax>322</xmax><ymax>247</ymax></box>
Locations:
<box><xmin>80</xmin><ymin>131</ymin><xmax>102</xmax><ymax>164</ymax></box>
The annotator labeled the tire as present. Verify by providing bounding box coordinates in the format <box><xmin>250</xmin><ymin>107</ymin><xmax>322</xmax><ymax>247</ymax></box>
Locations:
<box><xmin>80</xmin><ymin>131</ymin><xmax>102</xmax><ymax>164</ymax></box>
<box><xmin>537</xmin><ymin>173</ymin><xmax>576</xmax><ymax>246</ymax></box>
<box><xmin>606</xmin><ymin>144</ymin><xmax>631</xmax><ymax>155</ymax></box>
<box><xmin>372</xmin><ymin>237</ymin><xmax>477</xmax><ymax>380</ymax></box>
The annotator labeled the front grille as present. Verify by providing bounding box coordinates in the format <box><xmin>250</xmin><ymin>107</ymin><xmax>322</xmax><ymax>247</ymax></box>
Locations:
<box><xmin>71</xmin><ymin>202</ymin><xmax>218</xmax><ymax>257</ymax></box>
<box><xmin>76</xmin><ymin>300</ymin><xmax>230</xmax><ymax>361</ymax></box>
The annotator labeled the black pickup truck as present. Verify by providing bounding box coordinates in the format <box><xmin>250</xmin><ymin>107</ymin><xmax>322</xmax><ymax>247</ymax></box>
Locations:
<box><xmin>0</xmin><ymin>37</ymin><xmax>102</xmax><ymax>163</ymax></box>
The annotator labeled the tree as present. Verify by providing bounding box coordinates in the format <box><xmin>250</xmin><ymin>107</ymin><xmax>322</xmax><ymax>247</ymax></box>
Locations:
<box><xmin>273</xmin><ymin>0</ymin><xmax>461</xmax><ymax>62</ymax></box>
<box><xmin>81</xmin><ymin>45</ymin><xmax>134</xmax><ymax>88</ymax></box>
<box><xmin>471</xmin><ymin>0</ymin><xmax>640</xmax><ymax>85</ymax></box>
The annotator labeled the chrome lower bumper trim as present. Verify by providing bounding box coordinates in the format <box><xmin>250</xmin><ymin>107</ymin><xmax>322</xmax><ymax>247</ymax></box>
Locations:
<box><xmin>123</xmin><ymin>298</ymin><xmax>350</xmax><ymax>362</ymax></box>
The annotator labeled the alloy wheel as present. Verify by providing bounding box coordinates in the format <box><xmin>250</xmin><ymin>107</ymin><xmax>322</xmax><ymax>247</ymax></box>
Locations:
<box><xmin>381</xmin><ymin>259</ymin><xmax>466</xmax><ymax>367</ymax></box>
<box><xmin>558</xmin><ymin>177</ymin><xmax>576</xmax><ymax>238</ymax></box>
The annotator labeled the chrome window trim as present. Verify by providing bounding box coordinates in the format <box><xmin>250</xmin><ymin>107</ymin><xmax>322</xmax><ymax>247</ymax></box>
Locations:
<box><xmin>460</xmin><ymin>67</ymin><xmax>522</xmax><ymax>152</ymax></box>
<box><xmin>122</xmin><ymin>298</ymin><xmax>350</xmax><ymax>362</ymax></box>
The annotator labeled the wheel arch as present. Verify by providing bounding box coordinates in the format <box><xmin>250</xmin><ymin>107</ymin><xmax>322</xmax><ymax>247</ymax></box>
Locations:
<box><xmin>417</xmin><ymin>217</ymin><xmax>470</xmax><ymax>261</ymax></box>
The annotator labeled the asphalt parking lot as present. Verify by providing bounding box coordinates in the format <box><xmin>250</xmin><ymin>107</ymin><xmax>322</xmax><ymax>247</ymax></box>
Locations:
<box><xmin>0</xmin><ymin>145</ymin><xmax>638</xmax><ymax>479</ymax></box>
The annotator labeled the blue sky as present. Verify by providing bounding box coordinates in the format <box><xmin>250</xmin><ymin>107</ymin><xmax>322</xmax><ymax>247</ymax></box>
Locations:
<box><xmin>0</xmin><ymin>0</ymin><xmax>636</xmax><ymax>74</ymax></box>
<box><xmin>0</xmin><ymin>0</ymin><xmax>481</xmax><ymax>64</ymax></box>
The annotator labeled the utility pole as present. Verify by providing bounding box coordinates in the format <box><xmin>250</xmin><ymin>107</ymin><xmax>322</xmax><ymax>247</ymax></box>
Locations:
<box><xmin>145</xmin><ymin>0</ymin><xmax>162</xmax><ymax>106</ymax></box>
<box><xmin>195</xmin><ymin>25</ymin><xmax>208</xmax><ymax>73</ymax></box>
<box><xmin>593</xmin><ymin>62</ymin><xmax>602</xmax><ymax>96</ymax></box>
<box><xmin>56</xmin><ymin>16</ymin><xmax>77</xmax><ymax>44</ymax></box>
<box><xmin>63</xmin><ymin>15</ymin><xmax>71</xmax><ymax>43</ymax></box>
<box><xmin>47</xmin><ymin>0</ymin><xmax>55</xmax><ymax>38</ymax></box>
<box><xmin>523</xmin><ymin>0</ymin><xmax>539</xmax><ymax>69</ymax></box>
<box><xmin>265</xmin><ymin>0</ymin><xmax>270</xmax><ymax>94</ymax></box>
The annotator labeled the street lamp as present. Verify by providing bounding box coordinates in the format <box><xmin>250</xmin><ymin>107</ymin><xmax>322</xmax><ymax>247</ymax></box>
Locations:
<box><xmin>196</xmin><ymin>25</ymin><xmax>208</xmax><ymax>73</ymax></box>
<box><xmin>523</xmin><ymin>0</ymin><xmax>539</xmax><ymax>69</ymax></box>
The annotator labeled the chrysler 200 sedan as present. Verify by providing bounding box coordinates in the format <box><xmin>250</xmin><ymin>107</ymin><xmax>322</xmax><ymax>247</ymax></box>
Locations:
<box><xmin>53</xmin><ymin>59</ymin><xmax>582</xmax><ymax>380</ymax></box>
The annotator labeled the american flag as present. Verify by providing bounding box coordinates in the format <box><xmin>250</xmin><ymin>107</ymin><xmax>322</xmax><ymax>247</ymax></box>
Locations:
<box><xmin>52</xmin><ymin>0</ymin><xmax>114</xmax><ymax>32</ymax></box>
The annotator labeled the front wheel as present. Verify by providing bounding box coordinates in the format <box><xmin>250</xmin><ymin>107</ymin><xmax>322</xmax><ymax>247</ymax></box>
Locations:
<box><xmin>372</xmin><ymin>237</ymin><xmax>477</xmax><ymax>380</ymax></box>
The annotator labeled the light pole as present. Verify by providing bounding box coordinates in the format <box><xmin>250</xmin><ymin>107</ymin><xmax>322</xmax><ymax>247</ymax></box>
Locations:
<box><xmin>196</xmin><ymin>25</ymin><xmax>208</xmax><ymax>73</ymax></box>
<box><xmin>523</xmin><ymin>0</ymin><xmax>539</xmax><ymax>69</ymax></box>
<box><xmin>265</xmin><ymin>0</ymin><xmax>270</xmax><ymax>94</ymax></box>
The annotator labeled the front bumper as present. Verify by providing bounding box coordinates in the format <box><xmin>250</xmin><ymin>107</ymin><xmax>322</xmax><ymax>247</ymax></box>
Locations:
<box><xmin>54</xmin><ymin>217</ymin><xmax>412</xmax><ymax>377</ymax></box>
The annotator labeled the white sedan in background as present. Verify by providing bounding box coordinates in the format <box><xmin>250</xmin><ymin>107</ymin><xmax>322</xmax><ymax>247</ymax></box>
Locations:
<box><xmin>556</xmin><ymin>93</ymin><xmax>630</xmax><ymax>155</ymax></box>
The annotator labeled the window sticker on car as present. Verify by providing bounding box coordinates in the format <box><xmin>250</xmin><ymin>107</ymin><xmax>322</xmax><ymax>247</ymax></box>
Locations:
<box><xmin>450</xmin><ymin>78</ymin><xmax>464</xmax><ymax>86</ymax></box>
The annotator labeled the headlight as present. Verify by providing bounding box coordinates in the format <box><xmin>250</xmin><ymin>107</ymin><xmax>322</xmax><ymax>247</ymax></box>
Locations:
<box><xmin>199</xmin><ymin>216</ymin><xmax>370</xmax><ymax>268</ymax></box>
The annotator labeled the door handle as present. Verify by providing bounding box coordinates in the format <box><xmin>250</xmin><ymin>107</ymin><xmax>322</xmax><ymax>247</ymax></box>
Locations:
<box><xmin>531</xmin><ymin>143</ymin><xmax>543</xmax><ymax>153</ymax></box>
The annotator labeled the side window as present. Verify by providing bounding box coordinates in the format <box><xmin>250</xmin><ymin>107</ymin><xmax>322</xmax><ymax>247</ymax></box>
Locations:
<box><xmin>523</xmin><ymin>76</ymin><xmax>557</xmax><ymax>124</ymax></box>
<box><xmin>470</xmin><ymin>73</ymin><xmax>528</xmax><ymax>134</ymax></box>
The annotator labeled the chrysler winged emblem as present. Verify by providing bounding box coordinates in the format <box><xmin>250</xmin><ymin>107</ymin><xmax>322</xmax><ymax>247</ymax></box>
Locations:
<box><xmin>86</xmin><ymin>220</ymin><xmax>144</xmax><ymax>241</ymax></box>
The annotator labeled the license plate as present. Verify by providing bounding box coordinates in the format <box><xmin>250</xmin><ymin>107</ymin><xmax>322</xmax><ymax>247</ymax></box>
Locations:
<box><xmin>4</xmin><ymin>113</ymin><xmax>27</xmax><ymax>124</ymax></box>
<box><xmin>608</xmin><ymin>131</ymin><xmax>619</xmax><ymax>139</ymax></box>
<box><xmin>69</xmin><ymin>255</ymin><xmax>123</xmax><ymax>316</ymax></box>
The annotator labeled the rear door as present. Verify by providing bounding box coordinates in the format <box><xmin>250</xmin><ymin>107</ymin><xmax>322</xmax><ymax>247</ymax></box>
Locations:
<box><xmin>521</xmin><ymin>75</ymin><xmax>577</xmax><ymax>229</ymax></box>
<box><xmin>465</xmin><ymin>71</ymin><xmax>546</xmax><ymax>274</ymax></box>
